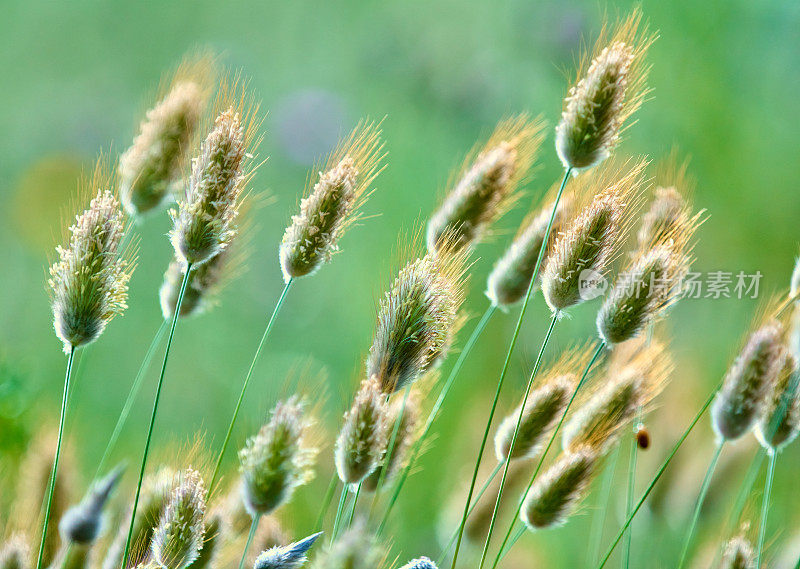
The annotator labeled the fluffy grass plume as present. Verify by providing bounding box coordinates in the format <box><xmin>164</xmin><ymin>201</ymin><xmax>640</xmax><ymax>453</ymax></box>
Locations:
<box><xmin>555</xmin><ymin>9</ymin><xmax>654</xmax><ymax>171</ymax></box>
<box><xmin>279</xmin><ymin>120</ymin><xmax>385</xmax><ymax>282</ymax></box>
<box><xmin>721</xmin><ymin>535</ymin><xmax>755</xmax><ymax>569</ymax></box>
<box><xmin>239</xmin><ymin>397</ymin><xmax>317</xmax><ymax>516</ymax></box>
<box><xmin>58</xmin><ymin>466</ymin><xmax>122</xmax><ymax>545</ymax></box>
<box><xmin>48</xmin><ymin>161</ymin><xmax>136</xmax><ymax>353</ymax></box>
<box><xmin>0</xmin><ymin>536</ymin><xmax>29</xmax><ymax>569</ymax></box>
<box><xmin>119</xmin><ymin>53</ymin><xmax>215</xmax><ymax>216</ymax></box>
<box><xmin>366</xmin><ymin>239</ymin><xmax>468</xmax><ymax>394</ymax></box>
<box><xmin>334</xmin><ymin>377</ymin><xmax>391</xmax><ymax>485</ymax></box>
<box><xmin>103</xmin><ymin>467</ymin><xmax>175</xmax><ymax>569</ymax></box>
<box><xmin>426</xmin><ymin>114</ymin><xmax>545</xmax><ymax>253</ymax></box>
<box><xmin>485</xmin><ymin>186</ymin><xmax>569</xmax><ymax>308</ymax></box>
<box><xmin>562</xmin><ymin>340</ymin><xmax>671</xmax><ymax>453</ymax></box>
<box><xmin>309</xmin><ymin>524</ymin><xmax>384</xmax><ymax>569</ymax></box>
<box><xmin>636</xmin><ymin>154</ymin><xmax>696</xmax><ymax>249</ymax></box>
<box><xmin>151</xmin><ymin>469</ymin><xmax>206</xmax><ymax>569</ymax></box>
<box><xmin>493</xmin><ymin>345</ymin><xmax>595</xmax><ymax>461</ymax></box>
<box><xmin>541</xmin><ymin>157</ymin><xmax>647</xmax><ymax>313</ymax></box>
<box><xmin>755</xmin><ymin>347</ymin><xmax>800</xmax><ymax>451</ymax></box>
<box><xmin>363</xmin><ymin>391</ymin><xmax>420</xmax><ymax>491</ymax></box>
<box><xmin>519</xmin><ymin>447</ymin><xmax>597</xmax><ymax>530</ymax></box>
<box><xmin>253</xmin><ymin>531</ymin><xmax>322</xmax><ymax>569</ymax></box>
<box><xmin>711</xmin><ymin>319</ymin><xmax>785</xmax><ymax>442</ymax></box>
<box><xmin>596</xmin><ymin>205</ymin><xmax>701</xmax><ymax>345</ymax></box>
<box><xmin>170</xmin><ymin>79</ymin><xmax>261</xmax><ymax>267</ymax></box>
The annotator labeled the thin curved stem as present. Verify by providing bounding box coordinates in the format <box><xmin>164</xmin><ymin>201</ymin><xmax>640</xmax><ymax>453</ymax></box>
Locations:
<box><xmin>95</xmin><ymin>320</ymin><xmax>169</xmax><ymax>479</ymax></box>
<box><xmin>677</xmin><ymin>442</ymin><xmax>724</xmax><ymax>569</ymax></box>
<box><xmin>120</xmin><ymin>262</ymin><xmax>192</xmax><ymax>569</ymax></box>
<box><xmin>449</xmin><ymin>165</ymin><xmax>572</xmax><ymax>569</ymax></box>
<box><xmin>346</xmin><ymin>483</ymin><xmax>362</xmax><ymax>529</ymax></box>
<box><xmin>622</xmin><ymin>411</ymin><xmax>643</xmax><ymax>569</ymax></box>
<box><xmin>477</xmin><ymin>313</ymin><xmax>559</xmax><ymax>569</ymax></box>
<box><xmin>588</xmin><ymin>445</ymin><xmax>622</xmax><ymax>565</ymax></box>
<box><xmin>316</xmin><ymin>475</ymin><xmax>338</xmax><ymax>530</ymax></box>
<box><xmin>439</xmin><ymin>460</ymin><xmax>505</xmax><ymax>562</ymax></box>
<box><xmin>207</xmin><ymin>279</ymin><xmax>293</xmax><ymax>498</ymax></box>
<box><xmin>755</xmin><ymin>450</ymin><xmax>776</xmax><ymax>569</ymax></box>
<box><xmin>368</xmin><ymin>387</ymin><xmax>411</xmax><ymax>521</ymax></box>
<box><xmin>595</xmin><ymin>380</ymin><xmax>723</xmax><ymax>569</ymax></box>
<box><xmin>491</xmin><ymin>342</ymin><xmax>605</xmax><ymax>569</ymax></box>
<box><xmin>35</xmin><ymin>345</ymin><xmax>76</xmax><ymax>569</ymax></box>
<box><xmin>377</xmin><ymin>303</ymin><xmax>496</xmax><ymax>534</ymax></box>
<box><xmin>331</xmin><ymin>485</ymin><xmax>348</xmax><ymax>540</ymax></box>
<box><xmin>239</xmin><ymin>514</ymin><xmax>261</xmax><ymax>569</ymax></box>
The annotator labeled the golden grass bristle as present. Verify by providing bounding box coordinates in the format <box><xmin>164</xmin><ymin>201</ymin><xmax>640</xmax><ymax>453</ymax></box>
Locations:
<box><xmin>170</xmin><ymin>76</ymin><xmax>262</xmax><ymax>267</ymax></box>
<box><xmin>562</xmin><ymin>340</ymin><xmax>672</xmax><ymax>453</ymax></box>
<box><xmin>151</xmin><ymin>469</ymin><xmax>206</xmax><ymax>569</ymax></box>
<box><xmin>366</xmin><ymin>237</ymin><xmax>468</xmax><ymax>394</ymax></box>
<box><xmin>636</xmin><ymin>153</ymin><xmax>696</xmax><ymax>249</ymax></box>
<box><xmin>49</xmin><ymin>159</ymin><xmax>136</xmax><ymax>353</ymax></box>
<box><xmin>426</xmin><ymin>114</ymin><xmax>546</xmax><ymax>253</ymax></box>
<box><xmin>519</xmin><ymin>447</ymin><xmax>598</xmax><ymax>530</ymax></box>
<box><xmin>119</xmin><ymin>52</ymin><xmax>216</xmax><ymax>217</ymax></box>
<box><xmin>280</xmin><ymin>120</ymin><xmax>386</xmax><ymax>282</ymax></box>
<box><xmin>493</xmin><ymin>344</ymin><xmax>596</xmax><ymax>461</ymax></box>
<box><xmin>541</xmin><ymin>157</ymin><xmax>647</xmax><ymax>313</ymax></box>
<box><xmin>597</xmin><ymin>203</ymin><xmax>703</xmax><ymax>345</ymax></box>
<box><xmin>555</xmin><ymin>8</ymin><xmax>655</xmax><ymax>171</ymax></box>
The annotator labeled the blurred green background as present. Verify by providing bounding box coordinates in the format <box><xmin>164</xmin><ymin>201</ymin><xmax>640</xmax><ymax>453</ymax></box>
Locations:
<box><xmin>2</xmin><ymin>0</ymin><xmax>800</xmax><ymax>566</ymax></box>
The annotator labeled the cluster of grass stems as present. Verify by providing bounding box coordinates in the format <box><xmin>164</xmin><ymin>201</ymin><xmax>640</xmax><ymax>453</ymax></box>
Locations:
<box><xmin>3</xmin><ymin>9</ymin><xmax>800</xmax><ymax>569</ymax></box>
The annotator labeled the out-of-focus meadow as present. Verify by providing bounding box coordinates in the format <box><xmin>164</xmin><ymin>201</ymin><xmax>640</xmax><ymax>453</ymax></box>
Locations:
<box><xmin>1</xmin><ymin>0</ymin><xmax>800</xmax><ymax>565</ymax></box>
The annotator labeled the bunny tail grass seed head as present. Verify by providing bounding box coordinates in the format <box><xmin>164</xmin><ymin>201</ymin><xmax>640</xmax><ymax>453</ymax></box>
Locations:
<box><xmin>310</xmin><ymin>523</ymin><xmax>384</xmax><ymax>569</ymax></box>
<box><xmin>280</xmin><ymin>120</ymin><xmax>385</xmax><ymax>282</ymax></box>
<box><xmin>119</xmin><ymin>53</ymin><xmax>215</xmax><ymax>217</ymax></box>
<box><xmin>239</xmin><ymin>396</ymin><xmax>317</xmax><ymax>516</ymax></box>
<box><xmin>555</xmin><ymin>9</ymin><xmax>654</xmax><ymax>171</ymax></box>
<box><xmin>426</xmin><ymin>114</ymin><xmax>545</xmax><ymax>253</ymax></box>
<box><xmin>542</xmin><ymin>158</ymin><xmax>646</xmax><ymax>313</ymax></box>
<box><xmin>0</xmin><ymin>536</ymin><xmax>28</xmax><ymax>569</ymax></box>
<box><xmin>721</xmin><ymin>535</ymin><xmax>755</xmax><ymax>569</ymax></box>
<box><xmin>49</xmin><ymin>162</ymin><xmax>136</xmax><ymax>353</ymax></box>
<box><xmin>59</xmin><ymin>466</ymin><xmax>123</xmax><ymax>544</ymax></box>
<box><xmin>755</xmin><ymin>347</ymin><xmax>800</xmax><ymax>451</ymax></box>
<box><xmin>363</xmin><ymin>392</ymin><xmax>420</xmax><ymax>491</ymax></box>
<box><xmin>366</xmin><ymin>242</ymin><xmax>467</xmax><ymax>394</ymax></box>
<box><xmin>495</xmin><ymin>373</ymin><xmax>576</xmax><ymax>461</ymax></box>
<box><xmin>151</xmin><ymin>469</ymin><xmax>206</xmax><ymax>569</ymax></box>
<box><xmin>102</xmin><ymin>467</ymin><xmax>175</xmax><ymax>569</ymax></box>
<box><xmin>171</xmin><ymin>79</ymin><xmax>261</xmax><ymax>267</ymax></box>
<box><xmin>562</xmin><ymin>341</ymin><xmax>671</xmax><ymax>453</ymax></box>
<box><xmin>520</xmin><ymin>447</ymin><xmax>597</xmax><ymax>530</ymax></box>
<box><xmin>253</xmin><ymin>531</ymin><xmax>322</xmax><ymax>569</ymax></box>
<box><xmin>712</xmin><ymin>320</ymin><xmax>784</xmax><ymax>442</ymax></box>
<box><xmin>398</xmin><ymin>558</ymin><xmax>437</xmax><ymax>569</ymax></box>
<box><xmin>485</xmin><ymin>188</ymin><xmax>569</xmax><ymax>308</ymax></box>
<box><xmin>636</xmin><ymin>155</ymin><xmax>695</xmax><ymax>249</ymax></box>
<box><xmin>334</xmin><ymin>377</ymin><xmax>391</xmax><ymax>485</ymax></box>
<box><xmin>597</xmin><ymin>207</ymin><xmax>701</xmax><ymax>345</ymax></box>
